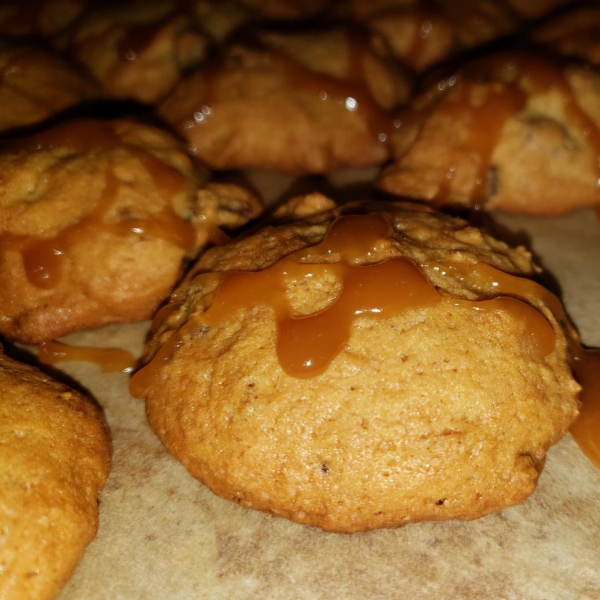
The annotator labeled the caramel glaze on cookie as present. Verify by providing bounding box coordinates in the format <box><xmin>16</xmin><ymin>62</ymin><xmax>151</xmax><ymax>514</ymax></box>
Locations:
<box><xmin>0</xmin><ymin>118</ymin><xmax>261</xmax><ymax>344</ymax></box>
<box><xmin>378</xmin><ymin>51</ymin><xmax>600</xmax><ymax>215</ymax></box>
<box><xmin>132</xmin><ymin>196</ymin><xmax>581</xmax><ymax>532</ymax></box>
<box><xmin>53</xmin><ymin>0</ymin><xmax>208</xmax><ymax>104</ymax></box>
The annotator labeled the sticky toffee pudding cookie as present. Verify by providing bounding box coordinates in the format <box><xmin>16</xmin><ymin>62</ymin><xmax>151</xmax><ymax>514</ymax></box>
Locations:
<box><xmin>378</xmin><ymin>52</ymin><xmax>600</xmax><ymax>215</ymax></box>
<box><xmin>0</xmin><ymin>118</ymin><xmax>261</xmax><ymax>345</ymax></box>
<box><xmin>159</xmin><ymin>25</ymin><xmax>411</xmax><ymax>173</ymax></box>
<box><xmin>0</xmin><ymin>350</ymin><xmax>111</xmax><ymax>600</ymax></box>
<box><xmin>132</xmin><ymin>196</ymin><xmax>579</xmax><ymax>532</ymax></box>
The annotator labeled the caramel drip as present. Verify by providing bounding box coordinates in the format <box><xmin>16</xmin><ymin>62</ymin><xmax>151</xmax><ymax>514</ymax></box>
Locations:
<box><xmin>278</xmin><ymin>259</ymin><xmax>440</xmax><ymax>376</ymax></box>
<box><xmin>38</xmin><ymin>340</ymin><xmax>136</xmax><ymax>373</ymax></box>
<box><xmin>425</xmin><ymin>257</ymin><xmax>600</xmax><ymax>468</ymax></box>
<box><xmin>570</xmin><ymin>348</ymin><xmax>600</xmax><ymax>468</ymax></box>
<box><xmin>469</xmin><ymin>53</ymin><xmax>600</xmax><ymax>165</ymax></box>
<box><xmin>0</xmin><ymin>120</ymin><xmax>196</xmax><ymax>288</ymax></box>
<box><xmin>412</xmin><ymin>52</ymin><xmax>600</xmax><ymax>204</ymax></box>
<box><xmin>296</xmin><ymin>210</ymin><xmax>391</xmax><ymax>263</ymax></box>
<box><xmin>432</xmin><ymin>81</ymin><xmax>526</xmax><ymax>204</ymax></box>
<box><xmin>426</xmin><ymin>260</ymin><xmax>565</xmax><ymax>320</ymax></box>
<box><xmin>195</xmin><ymin>30</ymin><xmax>393</xmax><ymax>145</ymax></box>
<box><xmin>129</xmin><ymin>214</ymin><xmax>556</xmax><ymax>399</ymax></box>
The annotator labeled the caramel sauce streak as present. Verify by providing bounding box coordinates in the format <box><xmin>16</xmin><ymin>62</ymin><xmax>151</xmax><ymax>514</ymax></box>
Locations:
<box><xmin>432</xmin><ymin>82</ymin><xmax>526</xmax><ymax>204</ymax></box>
<box><xmin>129</xmin><ymin>214</ymin><xmax>557</xmax><ymax>399</ymax></box>
<box><xmin>0</xmin><ymin>120</ymin><xmax>197</xmax><ymax>289</ymax></box>
<box><xmin>39</xmin><ymin>340</ymin><xmax>136</xmax><ymax>373</ymax></box>
<box><xmin>278</xmin><ymin>259</ymin><xmax>440</xmax><ymax>377</ymax></box>
<box><xmin>410</xmin><ymin>52</ymin><xmax>600</xmax><ymax>204</ymax></box>
<box><xmin>470</xmin><ymin>53</ymin><xmax>600</xmax><ymax>168</ymax></box>
<box><xmin>570</xmin><ymin>349</ymin><xmax>600</xmax><ymax>468</ymax></box>
<box><xmin>424</xmin><ymin>257</ymin><xmax>599</xmax><ymax>467</ymax></box>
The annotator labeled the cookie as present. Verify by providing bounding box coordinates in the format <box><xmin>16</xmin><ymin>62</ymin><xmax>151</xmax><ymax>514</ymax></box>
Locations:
<box><xmin>0</xmin><ymin>350</ymin><xmax>111</xmax><ymax>600</ymax></box>
<box><xmin>132</xmin><ymin>196</ymin><xmax>579</xmax><ymax>532</ymax></box>
<box><xmin>360</xmin><ymin>5</ymin><xmax>456</xmax><ymax>73</ymax></box>
<box><xmin>54</xmin><ymin>0</ymin><xmax>208</xmax><ymax>104</ymax></box>
<box><xmin>378</xmin><ymin>52</ymin><xmax>600</xmax><ymax>215</ymax></box>
<box><xmin>0</xmin><ymin>40</ymin><xmax>99</xmax><ymax>134</ymax></box>
<box><xmin>159</xmin><ymin>25</ymin><xmax>411</xmax><ymax>173</ymax></box>
<box><xmin>0</xmin><ymin>117</ymin><xmax>261</xmax><ymax>344</ymax></box>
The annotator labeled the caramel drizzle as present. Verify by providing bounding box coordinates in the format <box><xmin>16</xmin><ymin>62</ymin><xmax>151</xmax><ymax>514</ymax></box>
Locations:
<box><xmin>414</xmin><ymin>53</ymin><xmax>600</xmax><ymax>205</ymax></box>
<box><xmin>190</xmin><ymin>28</ymin><xmax>394</xmax><ymax>146</ymax></box>
<box><xmin>432</xmin><ymin>81</ymin><xmax>526</xmax><ymax>204</ymax></box>
<box><xmin>569</xmin><ymin>348</ymin><xmax>600</xmax><ymax>468</ymax></box>
<box><xmin>129</xmin><ymin>213</ymin><xmax>557</xmax><ymax>398</ymax></box>
<box><xmin>38</xmin><ymin>340</ymin><xmax>136</xmax><ymax>373</ymax></box>
<box><xmin>425</xmin><ymin>257</ymin><xmax>600</xmax><ymax>467</ymax></box>
<box><xmin>131</xmin><ymin>212</ymin><xmax>600</xmax><ymax>469</ymax></box>
<box><xmin>0</xmin><ymin>119</ymin><xmax>197</xmax><ymax>289</ymax></box>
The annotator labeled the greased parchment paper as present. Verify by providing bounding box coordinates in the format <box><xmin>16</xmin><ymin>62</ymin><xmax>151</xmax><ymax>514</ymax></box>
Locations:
<box><xmin>56</xmin><ymin>203</ymin><xmax>600</xmax><ymax>600</ymax></box>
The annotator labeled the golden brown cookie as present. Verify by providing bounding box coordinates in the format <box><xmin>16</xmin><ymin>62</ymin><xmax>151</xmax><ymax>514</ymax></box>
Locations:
<box><xmin>0</xmin><ymin>118</ymin><xmax>261</xmax><ymax>345</ymax></box>
<box><xmin>0</xmin><ymin>350</ymin><xmax>111</xmax><ymax>600</ymax></box>
<box><xmin>159</xmin><ymin>25</ymin><xmax>411</xmax><ymax>173</ymax></box>
<box><xmin>132</xmin><ymin>196</ymin><xmax>579</xmax><ymax>532</ymax></box>
<box><xmin>0</xmin><ymin>40</ymin><xmax>100</xmax><ymax>134</ymax></box>
<box><xmin>378</xmin><ymin>52</ymin><xmax>600</xmax><ymax>215</ymax></box>
<box><xmin>54</xmin><ymin>0</ymin><xmax>208</xmax><ymax>104</ymax></box>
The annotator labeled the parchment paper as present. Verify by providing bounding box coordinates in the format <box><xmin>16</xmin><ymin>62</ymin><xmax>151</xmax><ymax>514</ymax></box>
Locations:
<box><xmin>54</xmin><ymin>182</ymin><xmax>600</xmax><ymax>600</ymax></box>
